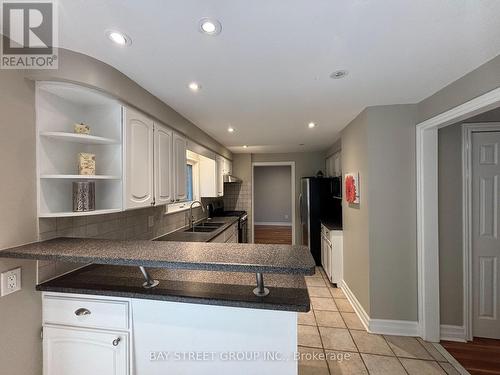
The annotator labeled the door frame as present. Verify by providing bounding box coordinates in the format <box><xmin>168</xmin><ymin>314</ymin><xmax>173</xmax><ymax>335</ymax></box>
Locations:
<box><xmin>251</xmin><ymin>162</ymin><xmax>296</xmax><ymax>245</ymax></box>
<box><xmin>462</xmin><ymin>122</ymin><xmax>500</xmax><ymax>341</ymax></box>
<box><xmin>417</xmin><ymin>87</ymin><xmax>500</xmax><ymax>342</ymax></box>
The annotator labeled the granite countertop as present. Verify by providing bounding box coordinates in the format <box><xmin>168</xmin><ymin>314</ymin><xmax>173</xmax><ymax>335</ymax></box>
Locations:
<box><xmin>37</xmin><ymin>264</ymin><xmax>310</xmax><ymax>312</ymax></box>
<box><xmin>0</xmin><ymin>238</ymin><xmax>315</xmax><ymax>275</ymax></box>
<box><xmin>156</xmin><ymin>216</ymin><xmax>238</xmax><ymax>242</ymax></box>
<box><xmin>321</xmin><ymin>219</ymin><xmax>343</xmax><ymax>231</ymax></box>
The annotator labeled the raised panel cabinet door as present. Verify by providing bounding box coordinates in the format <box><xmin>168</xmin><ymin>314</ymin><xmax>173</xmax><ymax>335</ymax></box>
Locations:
<box><xmin>43</xmin><ymin>326</ymin><xmax>128</xmax><ymax>375</ymax></box>
<box><xmin>173</xmin><ymin>133</ymin><xmax>187</xmax><ymax>202</ymax></box>
<box><xmin>216</xmin><ymin>155</ymin><xmax>224</xmax><ymax>197</ymax></box>
<box><xmin>472</xmin><ymin>131</ymin><xmax>500</xmax><ymax>339</ymax></box>
<box><xmin>154</xmin><ymin>124</ymin><xmax>173</xmax><ymax>205</ymax></box>
<box><xmin>124</xmin><ymin>107</ymin><xmax>154</xmax><ymax>209</ymax></box>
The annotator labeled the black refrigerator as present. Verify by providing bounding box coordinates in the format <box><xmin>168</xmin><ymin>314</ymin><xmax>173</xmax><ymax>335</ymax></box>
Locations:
<box><xmin>300</xmin><ymin>177</ymin><xmax>342</xmax><ymax>265</ymax></box>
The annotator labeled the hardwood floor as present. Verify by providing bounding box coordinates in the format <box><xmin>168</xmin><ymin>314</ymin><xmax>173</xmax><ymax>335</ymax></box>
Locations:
<box><xmin>442</xmin><ymin>338</ymin><xmax>500</xmax><ymax>374</ymax></box>
<box><xmin>254</xmin><ymin>225</ymin><xmax>292</xmax><ymax>245</ymax></box>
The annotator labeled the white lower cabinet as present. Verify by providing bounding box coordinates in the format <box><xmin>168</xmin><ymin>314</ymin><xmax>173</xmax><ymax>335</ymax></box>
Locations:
<box><xmin>42</xmin><ymin>293</ymin><xmax>130</xmax><ymax>375</ymax></box>
<box><xmin>210</xmin><ymin>222</ymin><xmax>238</xmax><ymax>243</ymax></box>
<box><xmin>43</xmin><ymin>326</ymin><xmax>129</xmax><ymax>375</ymax></box>
<box><xmin>320</xmin><ymin>225</ymin><xmax>343</xmax><ymax>285</ymax></box>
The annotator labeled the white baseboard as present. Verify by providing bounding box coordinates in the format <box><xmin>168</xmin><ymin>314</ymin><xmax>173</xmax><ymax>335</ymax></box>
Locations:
<box><xmin>254</xmin><ymin>221</ymin><xmax>292</xmax><ymax>226</ymax></box>
<box><xmin>340</xmin><ymin>280</ymin><xmax>370</xmax><ymax>331</ymax></box>
<box><xmin>370</xmin><ymin>319</ymin><xmax>420</xmax><ymax>337</ymax></box>
<box><xmin>440</xmin><ymin>325</ymin><xmax>466</xmax><ymax>342</ymax></box>
<box><xmin>341</xmin><ymin>280</ymin><xmax>419</xmax><ymax>337</ymax></box>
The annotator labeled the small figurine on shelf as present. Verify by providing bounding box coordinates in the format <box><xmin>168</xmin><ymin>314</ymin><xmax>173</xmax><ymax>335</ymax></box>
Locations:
<box><xmin>78</xmin><ymin>153</ymin><xmax>96</xmax><ymax>175</ymax></box>
<box><xmin>74</xmin><ymin>122</ymin><xmax>90</xmax><ymax>135</ymax></box>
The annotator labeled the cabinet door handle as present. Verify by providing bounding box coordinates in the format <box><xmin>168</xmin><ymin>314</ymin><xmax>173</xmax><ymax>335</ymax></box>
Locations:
<box><xmin>74</xmin><ymin>308</ymin><xmax>91</xmax><ymax>316</ymax></box>
<box><xmin>112</xmin><ymin>337</ymin><xmax>121</xmax><ymax>346</ymax></box>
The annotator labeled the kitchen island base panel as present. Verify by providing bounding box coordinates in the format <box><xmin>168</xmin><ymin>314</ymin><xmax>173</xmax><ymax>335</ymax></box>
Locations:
<box><xmin>42</xmin><ymin>292</ymin><xmax>298</xmax><ymax>375</ymax></box>
<box><xmin>133</xmin><ymin>298</ymin><xmax>297</xmax><ymax>374</ymax></box>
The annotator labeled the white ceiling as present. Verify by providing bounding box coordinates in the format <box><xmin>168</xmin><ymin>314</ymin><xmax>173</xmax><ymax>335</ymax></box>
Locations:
<box><xmin>57</xmin><ymin>0</ymin><xmax>500</xmax><ymax>153</ymax></box>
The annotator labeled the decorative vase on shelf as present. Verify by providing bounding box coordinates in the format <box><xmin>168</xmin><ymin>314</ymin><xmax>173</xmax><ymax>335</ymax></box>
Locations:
<box><xmin>74</xmin><ymin>122</ymin><xmax>90</xmax><ymax>135</ymax></box>
<box><xmin>72</xmin><ymin>182</ymin><xmax>95</xmax><ymax>212</ymax></box>
<box><xmin>78</xmin><ymin>153</ymin><xmax>96</xmax><ymax>175</ymax></box>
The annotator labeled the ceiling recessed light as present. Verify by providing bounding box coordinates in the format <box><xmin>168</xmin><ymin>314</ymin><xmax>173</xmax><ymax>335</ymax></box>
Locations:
<box><xmin>105</xmin><ymin>30</ymin><xmax>131</xmax><ymax>46</ymax></box>
<box><xmin>243</xmin><ymin>145</ymin><xmax>248</xmax><ymax>148</ymax></box>
<box><xmin>188</xmin><ymin>82</ymin><xmax>201</xmax><ymax>92</ymax></box>
<box><xmin>330</xmin><ymin>70</ymin><xmax>348</xmax><ymax>79</ymax></box>
<box><xmin>228</xmin><ymin>127</ymin><xmax>235</xmax><ymax>133</ymax></box>
<box><xmin>308</xmin><ymin>122</ymin><xmax>316</xmax><ymax>129</ymax></box>
<box><xmin>199</xmin><ymin>18</ymin><xmax>222</xmax><ymax>35</ymax></box>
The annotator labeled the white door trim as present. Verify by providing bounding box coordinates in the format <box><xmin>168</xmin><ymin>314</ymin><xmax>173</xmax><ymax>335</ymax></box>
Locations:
<box><xmin>251</xmin><ymin>162</ymin><xmax>296</xmax><ymax>245</ymax></box>
<box><xmin>462</xmin><ymin>122</ymin><xmax>500</xmax><ymax>341</ymax></box>
<box><xmin>416</xmin><ymin>86</ymin><xmax>500</xmax><ymax>342</ymax></box>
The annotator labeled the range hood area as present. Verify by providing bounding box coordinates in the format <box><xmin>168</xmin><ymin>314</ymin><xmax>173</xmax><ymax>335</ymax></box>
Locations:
<box><xmin>223</xmin><ymin>174</ymin><xmax>242</xmax><ymax>183</ymax></box>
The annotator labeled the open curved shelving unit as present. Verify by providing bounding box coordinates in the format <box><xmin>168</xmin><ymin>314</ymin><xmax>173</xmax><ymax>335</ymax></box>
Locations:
<box><xmin>37</xmin><ymin>82</ymin><xmax>124</xmax><ymax>218</ymax></box>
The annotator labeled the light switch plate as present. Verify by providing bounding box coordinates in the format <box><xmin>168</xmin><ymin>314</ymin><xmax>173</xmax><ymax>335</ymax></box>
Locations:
<box><xmin>1</xmin><ymin>267</ymin><xmax>21</xmax><ymax>296</ymax></box>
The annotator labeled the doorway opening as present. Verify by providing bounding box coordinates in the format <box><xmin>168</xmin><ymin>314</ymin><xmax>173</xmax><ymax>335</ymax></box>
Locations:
<box><xmin>417</xmin><ymin>88</ymin><xmax>500</xmax><ymax>345</ymax></box>
<box><xmin>252</xmin><ymin>162</ymin><xmax>295</xmax><ymax>245</ymax></box>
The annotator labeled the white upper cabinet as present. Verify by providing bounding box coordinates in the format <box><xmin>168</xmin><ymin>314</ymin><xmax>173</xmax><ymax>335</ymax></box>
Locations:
<box><xmin>199</xmin><ymin>156</ymin><xmax>217</xmax><ymax>198</ymax></box>
<box><xmin>154</xmin><ymin>124</ymin><xmax>173</xmax><ymax>205</ymax></box>
<box><xmin>325</xmin><ymin>152</ymin><xmax>341</xmax><ymax>177</ymax></box>
<box><xmin>124</xmin><ymin>107</ymin><xmax>154</xmax><ymax>209</ymax></box>
<box><xmin>173</xmin><ymin>132</ymin><xmax>187</xmax><ymax>202</ymax></box>
<box><xmin>216</xmin><ymin>155</ymin><xmax>224</xmax><ymax>197</ymax></box>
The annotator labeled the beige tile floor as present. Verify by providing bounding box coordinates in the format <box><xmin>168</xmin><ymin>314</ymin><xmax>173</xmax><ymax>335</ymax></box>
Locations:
<box><xmin>299</xmin><ymin>267</ymin><xmax>461</xmax><ymax>375</ymax></box>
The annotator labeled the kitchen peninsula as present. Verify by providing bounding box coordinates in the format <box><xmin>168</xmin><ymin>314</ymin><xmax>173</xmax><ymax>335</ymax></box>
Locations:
<box><xmin>0</xmin><ymin>238</ymin><xmax>315</xmax><ymax>375</ymax></box>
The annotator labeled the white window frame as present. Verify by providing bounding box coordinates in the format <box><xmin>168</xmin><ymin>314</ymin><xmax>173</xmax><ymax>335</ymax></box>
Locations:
<box><xmin>166</xmin><ymin>153</ymin><xmax>201</xmax><ymax>214</ymax></box>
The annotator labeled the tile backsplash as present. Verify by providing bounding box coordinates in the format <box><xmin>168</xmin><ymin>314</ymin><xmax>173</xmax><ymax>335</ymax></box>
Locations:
<box><xmin>223</xmin><ymin>181</ymin><xmax>252</xmax><ymax>240</ymax></box>
<box><xmin>37</xmin><ymin>205</ymin><xmax>206</xmax><ymax>282</ymax></box>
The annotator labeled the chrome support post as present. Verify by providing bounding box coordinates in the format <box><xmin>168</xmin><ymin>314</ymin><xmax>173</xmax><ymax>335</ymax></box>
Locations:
<box><xmin>253</xmin><ymin>272</ymin><xmax>270</xmax><ymax>297</ymax></box>
<box><xmin>139</xmin><ymin>266</ymin><xmax>159</xmax><ymax>289</ymax></box>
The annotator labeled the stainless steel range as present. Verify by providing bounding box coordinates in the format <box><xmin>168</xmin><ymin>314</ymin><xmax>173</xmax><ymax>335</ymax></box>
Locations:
<box><xmin>207</xmin><ymin>199</ymin><xmax>248</xmax><ymax>243</ymax></box>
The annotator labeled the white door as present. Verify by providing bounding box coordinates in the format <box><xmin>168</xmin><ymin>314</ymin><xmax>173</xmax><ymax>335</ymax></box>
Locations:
<box><xmin>124</xmin><ymin>107</ymin><xmax>154</xmax><ymax>209</ymax></box>
<box><xmin>472</xmin><ymin>131</ymin><xmax>500</xmax><ymax>339</ymax></box>
<box><xmin>43</xmin><ymin>326</ymin><xmax>128</xmax><ymax>375</ymax></box>
<box><xmin>173</xmin><ymin>133</ymin><xmax>187</xmax><ymax>202</ymax></box>
<box><xmin>154</xmin><ymin>124</ymin><xmax>173</xmax><ymax>205</ymax></box>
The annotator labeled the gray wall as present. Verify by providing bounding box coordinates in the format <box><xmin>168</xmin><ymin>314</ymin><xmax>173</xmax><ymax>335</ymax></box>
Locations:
<box><xmin>254</xmin><ymin>166</ymin><xmax>292</xmax><ymax>224</ymax></box>
<box><xmin>340</xmin><ymin>105</ymin><xmax>418</xmax><ymax>321</ymax></box>
<box><xmin>438</xmin><ymin>124</ymin><xmax>464</xmax><ymax>326</ymax></box>
<box><xmin>0</xmin><ymin>71</ymin><xmax>42</xmax><ymax>375</ymax></box>
<box><xmin>340</xmin><ymin>110</ymin><xmax>371</xmax><ymax>315</ymax></box>
<box><xmin>367</xmin><ymin>105</ymin><xmax>418</xmax><ymax>321</ymax></box>
<box><xmin>418</xmin><ymin>55</ymin><xmax>500</xmax><ymax>123</ymax></box>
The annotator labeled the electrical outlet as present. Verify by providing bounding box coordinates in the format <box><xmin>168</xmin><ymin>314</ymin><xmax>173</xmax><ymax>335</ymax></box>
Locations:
<box><xmin>1</xmin><ymin>267</ymin><xmax>21</xmax><ymax>296</ymax></box>
<box><xmin>148</xmin><ymin>215</ymin><xmax>155</xmax><ymax>228</ymax></box>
